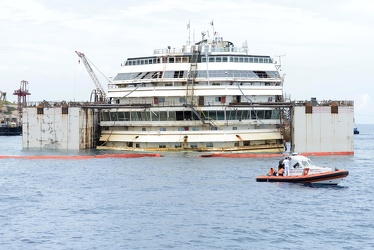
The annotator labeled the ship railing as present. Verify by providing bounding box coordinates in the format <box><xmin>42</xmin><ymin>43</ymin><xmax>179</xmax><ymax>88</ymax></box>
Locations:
<box><xmin>153</xmin><ymin>46</ymin><xmax>248</xmax><ymax>55</ymax></box>
<box><xmin>293</xmin><ymin>100</ymin><xmax>354</xmax><ymax>107</ymax></box>
<box><xmin>153</xmin><ymin>48</ymin><xmax>184</xmax><ymax>55</ymax></box>
<box><xmin>109</xmin><ymin>78</ymin><xmax>282</xmax><ymax>87</ymax></box>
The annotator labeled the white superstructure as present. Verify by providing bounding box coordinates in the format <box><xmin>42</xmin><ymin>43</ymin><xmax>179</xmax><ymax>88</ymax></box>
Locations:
<box><xmin>97</xmin><ymin>35</ymin><xmax>288</xmax><ymax>152</ymax></box>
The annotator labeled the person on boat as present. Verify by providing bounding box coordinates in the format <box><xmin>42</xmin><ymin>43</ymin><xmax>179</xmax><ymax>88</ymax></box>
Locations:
<box><xmin>267</xmin><ymin>168</ymin><xmax>276</xmax><ymax>176</ymax></box>
<box><xmin>283</xmin><ymin>157</ymin><xmax>291</xmax><ymax>176</ymax></box>
<box><xmin>278</xmin><ymin>159</ymin><xmax>284</xmax><ymax>170</ymax></box>
<box><xmin>277</xmin><ymin>167</ymin><xmax>284</xmax><ymax>176</ymax></box>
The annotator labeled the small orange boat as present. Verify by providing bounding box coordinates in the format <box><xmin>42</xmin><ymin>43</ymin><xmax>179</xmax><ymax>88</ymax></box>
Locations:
<box><xmin>256</xmin><ymin>154</ymin><xmax>349</xmax><ymax>185</ymax></box>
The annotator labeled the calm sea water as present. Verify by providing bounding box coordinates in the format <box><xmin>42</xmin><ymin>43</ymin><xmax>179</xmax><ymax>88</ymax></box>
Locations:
<box><xmin>0</xmin><ymin>125</ymin><xmax>373</xmax><ymax>250</ymax></box>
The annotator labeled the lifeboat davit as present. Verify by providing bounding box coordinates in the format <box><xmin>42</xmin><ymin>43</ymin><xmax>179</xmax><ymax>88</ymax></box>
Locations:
<box><xmin>256</xmin><ymin>154</ymin><xmax>349</xmax><ymax>185</ymax></box>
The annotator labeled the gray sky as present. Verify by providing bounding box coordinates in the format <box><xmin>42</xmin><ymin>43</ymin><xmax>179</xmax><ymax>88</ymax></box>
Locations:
<box><xmin>1</xmin><ymin>0</ymin><xmax>373</xmax><ymax>123</ymax></box>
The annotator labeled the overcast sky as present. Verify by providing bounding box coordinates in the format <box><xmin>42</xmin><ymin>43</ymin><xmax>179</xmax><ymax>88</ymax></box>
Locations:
<box><xmin>1</xmin><ymin>0</ymin><xmax>374</xmax><ymax>123</ymax></box>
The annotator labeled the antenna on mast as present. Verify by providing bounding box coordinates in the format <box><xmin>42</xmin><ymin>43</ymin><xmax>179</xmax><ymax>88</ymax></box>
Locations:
<box><xmin>275</xmin><ymin>54</ymin><xmax>285</xmax><ymax>70</ymax></box>
<box><xmin>187</xmin><ymin>20</ymin><xmax>191</xmax><ymax>45</ymax></box>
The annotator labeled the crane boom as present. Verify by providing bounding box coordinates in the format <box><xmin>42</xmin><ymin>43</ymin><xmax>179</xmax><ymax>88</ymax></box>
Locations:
<box><xmin>75</xmin><ymin>51</ymin><xmax>107</xmax><ymax>102</ymax></box>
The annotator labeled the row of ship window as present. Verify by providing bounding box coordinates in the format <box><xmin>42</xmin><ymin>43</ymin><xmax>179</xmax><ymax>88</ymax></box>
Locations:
<box><xmin>113</xmin><ymin>70</ymin><xmax>280</xmax><ymax>81</ymax></box>
<box><xmin>122</xmin><ymin>140</ymin><xmax>277</xmax><ymax>149</ymax></box>
<box><xmin>100</xmin><ymin>109</ymin><xmax>280</xmax><ymax>122</ymax></box>
<box><xmin>125</xmin><ymin>56</ymin><xmax>273</xmax><ymax>66</ymax></box>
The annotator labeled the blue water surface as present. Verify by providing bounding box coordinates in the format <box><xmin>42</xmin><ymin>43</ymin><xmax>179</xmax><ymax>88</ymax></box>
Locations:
<box><xmin>0</xmin><ymin>125</ymin><xmax>373</xmax><ymax>249</ymax></box>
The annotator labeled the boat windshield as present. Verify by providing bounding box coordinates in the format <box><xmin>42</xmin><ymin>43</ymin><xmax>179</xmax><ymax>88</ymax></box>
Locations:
<box><xmin>302</xmin><ymin>159</ymin><xmax>315</xmax><ymax>167</ymax></box>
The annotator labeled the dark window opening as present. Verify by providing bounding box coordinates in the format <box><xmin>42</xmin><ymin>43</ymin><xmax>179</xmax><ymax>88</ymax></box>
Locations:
<box><xmin>62</xmin><ymin>106</ymin><xmax>68</xmax><ymax>114</ymax></box>
<box><xmin>253</xmin><ymin>71</ymin><xmax>268</xmax><ymax>78</ymax></box>
<box><xmin>37</xmin><ymin>107</ymin><xmax>44</xmax><ymax>115</ymax></box>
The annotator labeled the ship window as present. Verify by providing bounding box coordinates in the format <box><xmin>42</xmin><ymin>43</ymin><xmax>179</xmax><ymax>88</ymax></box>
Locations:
<box><xmin>236</xmin><ymin>110</ymin><xmax>243</xmax><ymax>120</ymax></box>
<box><xmin>202</xmin><ymin>57</ymin><xmax>206</xmax><ymax>62</ymax></box>
<box><xmin>215</xmin><ymin>97</ymin><xmax>222</xmax><ymax>102</ymax></box>
<box><xmin>244</xmin><ymin>58</ymin><xmax>249</xmax><ymax>63</ymax></box>
<box><xmin>179</xmin><ymin>97</ymin><xmax>186</xmax><ymax>103</ymax></box>
<box><xmin>271</xmin><ymin>110</ymin><xmax>280</xmax><ymax>119</ymax></box>
<box><xmin>256</xmin><ymin>110</ymin><xmax>265</xmax><ymax>119</ymax></box>
<box><xmin>174</xmin><ymin>71</ymin><xmax>184</xmax><ymax>78</ymax></box>
<box><xmin>217</xmin><ymin>111</ymin><xmax>225</xmax><ymax>120</ymax></box>
<box><xmin>37</xmin><ymin>107</ymin><xmax>44</xmax><ymax>115</ymax></box>
<box><xmin>158</xmin><ymin>97</ymin><xmax>165</xmax><ymax>103</ymax></box>
<box><xmin>192</xmin><ymin>127</ymin><xmax>199</xmax><ymax>131</ymax></box>
<box><xmin>229</xmin><ymin>57</ymin><xmax>234</xmax><ymax>62</ymax></box>
<box><xmin>124</xmin><ymin>112</ymin><xmax>130</xmax><ymax>121</ymax></box>
<box><xmin>163</xmin><ymin>71</ymin><xmax>174</xmax><ymax>78</ymax></box>
<box><xmin>101</xmin><ymin>111</ymin><xmax>110</xmax><ymax>121</ymax></box>
<box><xmin>242</xmin><ymin>110</ymin><xmax>249</xmax><ymax>119</ymax></box>
<box><xmin>234</xmin><ymin>57</ymin><xmax>239</xmax><ymax>62</ymax></box>
<box><xmin>190</xmin><ymin>143</ymin><xmax>198</xmax><ymax>148</ymax></box>
<box><xmin>250</xmin><ymin>110</ymin><xmax>257</xmax><ymax>119</ymax></box>
<box><xmin>151</xmin><ymin>111</ymin><xmax>159</xmax><ymax>121</ymax></box>
<box><xmin>111</xmin><ymin>112</ymin><xmax>118</xmax><ymax>121</ymax></box>
<box><xmin>160</xmin><ymin>127</ymin><xmax>166</xmax><ymax>131</ymax></box>
<box><xmin>254</xmin><ymin>71</ymin><xmax>268</xmax><ymax>78</ymax></box>
<box><xmin>169</xmin><ymin>57</ymin><xmax>174</xmax><ymax>63</ymax></box>
<box><xmin>259</xmin><ymin>58</ymin><xmax>264</xmax><ymax>63</ymax></box>
<box><xmin>243</xmin><ymin>141</ymin><xmax>250</xmax><ymax>146</ymax></box>
<box><xmin>130</xmin><ymin>112</ymin><xmax>138</xmax><ymax>121</ymax></box>
<box><xmin>176</xmin><ymin>111</ymin><xmax>184</xmax><ymax>121</ymax></box>
<box><xmin>249</xmin><ymin>57</ymin><xmax>254</xmax><ymax>63</ymax></box>
<box><xmin>233</xmin><ymin>127</ymin><xmax>237</xmax><ymax>130</ymax></box>
<box><xmin>265</xmin><ymin>110</ymin><xmax>272</xmax><ymax>119</ymax></box>
<box><xmin>136</xmin><ymin>143</ymin><xmax>140</xmax><ymax>148</ymax></box>
<box><xmin>142</xmin><ymin>128</ymin><xmax>146</xmax><ymax>131</ymax></box>
<box><xmin>175</xmin><ymin>143</ymin><xmax>181</xmax><ymax>148</ymax></box>
<box><xmin>209</xmin><ymin>57</ymin><xmax>215</xmax><ymax>62</ymax></box>
<box><xmin>254</xmin><ymin>58</ymin><xmax>259</xmax><ymax>63</ymax></box>
<box><xmin>160</xmin><ymin>112</ymin><xmax>167</xmax><ymax>121</ymax></box>
<box><xmin>62</xmin><ymin>106</ymin><xmax>68</xmax><ymax>114</ymax></box>
<box><xmin>239</xmin><ymin>57</ymin><xmax>244</xmax><ymax>62</ymax></box>
<box><xmin>234</xmin><ymin>142</ymin><xmax>239</xmax><ymax>147</ymax></box>
<box><xmin>117</xmin><ymin>112</ymin><xmax>125</xmax><ymax>121</ymax></box>
<box><xmin>216</xmin><ymin>57</ymin><xmax>222</xmax><ymax>62</ymax></box>
<box><xmin>168</xmin><ymin>111</ymin><xmax>176</xmax><ymax>121</ymax></box>
<box><xmin>222</xmin><ymin>57</ymin><xmax>228</xmax><ymax>62</ymax></box>
<box><xmin>159</xmin><ymin>144</ymin><xmax>166</xmax><ymax>148</ymax></box>
<box><xmin>206</xmin><ymin>142</ymin><xmax>213</xmax><ymax>147</ymax></box>
<box><xmin>178</xmin><ymin>127</ymin><xmax>184</xmax><ymax>131</ymax></box>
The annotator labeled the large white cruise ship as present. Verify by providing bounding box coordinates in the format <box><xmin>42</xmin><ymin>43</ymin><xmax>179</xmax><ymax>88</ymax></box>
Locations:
<box><xmin>97</xmin><ymin>34</ymin><xmax>289</xmax><ymax>152</ymax></box>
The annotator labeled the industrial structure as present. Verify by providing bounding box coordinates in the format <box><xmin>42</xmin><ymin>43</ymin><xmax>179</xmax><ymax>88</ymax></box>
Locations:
<box><xmin>0</xmin><ymin>80</ymin><xmax>29</xmax><ymax>136</ymax></box>
<box><xmin>75</xmin><ymin>51</ymin><xmax>108</xmax><ymax>103</ymax></box>
<box><xmin>13</xmin><ymin>80</ymin><xmax>31</xmax><ymax>123</ymax></box>
<box><xmin>21</xmin><ymin>99</ymin><xmax>355</xmax><ymax>155</ymax></box>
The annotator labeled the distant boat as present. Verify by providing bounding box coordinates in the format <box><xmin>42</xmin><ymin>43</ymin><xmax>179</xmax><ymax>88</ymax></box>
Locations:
<box><xmin>0</xmin><ymin>124</ymin><xmax>22</xmax><ymax>136</ymax></box>
<box><xmin>0</xmin><ymin>118</ymin><xmax>22</xmax><ymax>136</ymax></box>
<box><xmin>354</xmin><ymin>127</ymin><xmax>359</xmax><ymax>134</ymax></box>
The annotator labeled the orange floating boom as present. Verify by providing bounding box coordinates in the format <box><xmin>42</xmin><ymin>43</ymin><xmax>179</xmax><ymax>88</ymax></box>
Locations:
<box><xmin>0</xmin><ymin>154</ymin><xmax>163</xmax><ymax>160</ymax></box>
